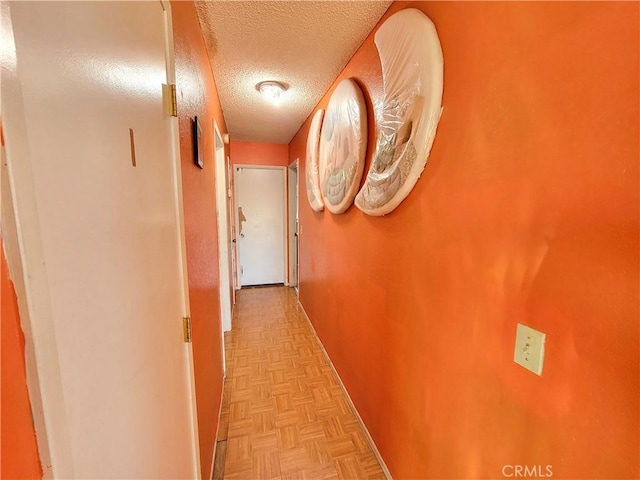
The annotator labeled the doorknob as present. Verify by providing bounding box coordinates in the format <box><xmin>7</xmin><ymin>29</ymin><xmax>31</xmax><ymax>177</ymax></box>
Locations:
<box><xmin>232</xmin><ymin>239</ymin><xmax>236</xmax><ymax>243</ymax></box>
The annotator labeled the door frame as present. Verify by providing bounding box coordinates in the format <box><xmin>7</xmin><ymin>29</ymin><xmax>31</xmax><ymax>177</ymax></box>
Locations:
<box><xmin>213</xmin><ymin>120</ymin><xmax>232</xmax><ymax>337</ymax></box>
<box><xmin>228</xmin><ymin>154</ymin><xmax>239</xmax><ymax>296</ymax></box>
<box><xmin>233</xmin><ymin>165</ymin><xmax>287</xmax><ymax>288</ymax></box>
<box><xmin>287</xmin><ymin>159</ymin><xmax>299</xmax><ymax>290</ymax></box>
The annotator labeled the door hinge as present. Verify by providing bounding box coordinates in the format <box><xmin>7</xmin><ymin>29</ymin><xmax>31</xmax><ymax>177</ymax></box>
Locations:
<box><xmin>162</xmin><ymin>83</ymin><xmax>177</xmax><ymax>117</ymax></box>
<box><xmin>182</xmin><ymin>316</ymin><xmax>192</xmax><ymax>343</ymax></box>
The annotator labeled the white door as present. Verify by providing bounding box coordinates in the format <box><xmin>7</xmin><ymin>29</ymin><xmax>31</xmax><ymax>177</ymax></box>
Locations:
<box><xmin>2</xmin><ymin>2</ymin><xmax>197</xmax><ymax>478</ymax></box>
<box><xmin>235</xmin><ymin>166</ymin><xmax>286</xmax><ymax>286</ymax></box>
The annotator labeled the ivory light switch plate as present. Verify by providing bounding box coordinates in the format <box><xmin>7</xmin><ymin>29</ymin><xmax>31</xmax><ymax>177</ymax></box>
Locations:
<box><xmin>514</xmin><ymin>323</ymin><xmax>546</xmax><ymax>375</ymax></box>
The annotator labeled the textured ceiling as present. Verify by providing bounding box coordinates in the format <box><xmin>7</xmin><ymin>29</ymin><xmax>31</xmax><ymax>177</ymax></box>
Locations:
<box><xmin>196</xmin><ymin>1</ymin><xmax>392</xmax><ymax>144</ymax></box>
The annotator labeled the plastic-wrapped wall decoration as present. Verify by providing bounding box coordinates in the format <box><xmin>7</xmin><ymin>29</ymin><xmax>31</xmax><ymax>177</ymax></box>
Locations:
<box><xmin>305</xmin><ymin>109</ymin><xmax>325</xmax><ymax>212</ymax></box>
<box><xmin>318</xmin><ymin>78</ymin><xmax>367</xmax><ymax>214</ymax></box>
<box><xmin>355</xmin><ymin>8</ymin><xmax>443</xmax><ymax>216</ymax></box>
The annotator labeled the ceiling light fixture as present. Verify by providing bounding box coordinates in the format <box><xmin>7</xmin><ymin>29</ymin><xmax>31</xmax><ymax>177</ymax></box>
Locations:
<box><xmin>256</xmin><ymin>81</ymin><xmax>288</xmax><ymax>103</ymax></box>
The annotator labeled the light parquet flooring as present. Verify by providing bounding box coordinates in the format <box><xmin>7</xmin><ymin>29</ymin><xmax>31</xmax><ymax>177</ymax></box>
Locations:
<box><xmin>217</xmin><ymin>286</ymin><xmax>386</xmax><ymax>480</ymax></box>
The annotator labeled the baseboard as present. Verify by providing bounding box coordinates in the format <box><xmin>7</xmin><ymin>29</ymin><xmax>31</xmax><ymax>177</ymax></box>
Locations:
<box><xmin>297</xmin><ymin>301</ymin><xmax>393</xmax><ymax>480</ymax></box>
<box><xmin>209</xmin><ymin>373</ymin><xmax>226</xmax><ymax>480</ymax></box>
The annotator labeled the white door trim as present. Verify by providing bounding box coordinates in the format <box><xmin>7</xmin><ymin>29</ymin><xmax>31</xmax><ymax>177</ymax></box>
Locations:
<box><xmin>233</xmin><ymin>165</ymin><xmax>287</xmax><ymax>287</ymax></box>
<box><xmin>227</xmin><ymin>154</ymin><xmax>238</xmax><ymax>301</ymax></box>
<box><xmin>213</xmin><ymin>120</ymin><xmax>232</xmax><ymax>339</ymax></box>
<box><xmin>287</xmin><ymin>159</ymin><xmax>299</xmax><ymax>289</ymax></box>
<box><xmin>161</xmin><ymin>2</ymin><xmax>201</xmax><ymax>477</ymax></box>
<box><xmin>2</xmin><ymin>4</ymin><xmax>82</xmax><ymax>476</ymax></box>
<box><xmin>1</xmin><ymin>66</ymin><xmax>70</xmax><ymax>477</ymax></box>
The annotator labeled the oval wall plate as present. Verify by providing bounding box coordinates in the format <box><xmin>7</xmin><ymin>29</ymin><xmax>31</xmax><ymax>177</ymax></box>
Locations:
<box><xmin>355</xmin><ymin>8</ymin><xmax>443</xmax><ymax>216</ymax></box>
<box><xmin>305</xmin><ymin>109</ymin><xmax>325</xmax><ymax>212</ymax></box>
<box><xmin>318</xmin><ymin>79</ymin><xmax>367</xmax><ymax>214</ymax></box>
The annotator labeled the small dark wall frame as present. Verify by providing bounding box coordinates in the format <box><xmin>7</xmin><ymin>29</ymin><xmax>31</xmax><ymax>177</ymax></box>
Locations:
<box><xmin>193</xmin><ymin>116</ymin><xmax>204</xmax><ymax>169</ymax></box>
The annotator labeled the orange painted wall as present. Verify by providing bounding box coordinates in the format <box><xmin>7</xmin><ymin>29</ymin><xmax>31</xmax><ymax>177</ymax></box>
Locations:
<box><xmin>1</xmin><ymin>236</ymin><xmax>42</xmax><ymax>479</ymax></box>
<box><xmin>289</xmin><ymin>2</ymin><xmax>639</xmax><ymax>478</ymax></box>
<box><xmin>230</xmin><ymin>141</ymin><xmax>289</xmax><ymax>167</ymax></box>
<box><xmin>171</xmin><ymin>3</ymin><xmax>227</xmax><ymax>478</ymax></box>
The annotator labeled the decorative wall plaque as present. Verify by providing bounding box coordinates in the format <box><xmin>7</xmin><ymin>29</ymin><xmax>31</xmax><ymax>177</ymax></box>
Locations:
<box><xmin>305</xmin><ymin>109</ymin><xmax>325</xmax><ymax>212</ymax></box>
<box><xmin>355</xmin><ymin>9</ymin><xmax>443</xmax><ymax>216</ymax></box>
<box><xmin>318</xmin><ymin>79</ymin><xmax>367</xmax><ymax>214</ymax></box>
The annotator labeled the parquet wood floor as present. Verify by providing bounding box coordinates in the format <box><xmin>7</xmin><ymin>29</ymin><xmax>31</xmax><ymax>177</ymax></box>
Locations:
<box><xmin>216</xmin><ymin>286</ymin><xmax>386</xmax><ymax>480</ymax></box>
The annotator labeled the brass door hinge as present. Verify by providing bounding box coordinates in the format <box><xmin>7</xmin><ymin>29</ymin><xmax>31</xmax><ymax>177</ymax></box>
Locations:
<box><xmin>182</xmin><ymin>316</ymin><xmax>192</xmax><ymax>343</ymax></box>
<box><xmin>162</xmin><ymin>83</ymin><xmax>177</xmax><ymax>117</ymax></box>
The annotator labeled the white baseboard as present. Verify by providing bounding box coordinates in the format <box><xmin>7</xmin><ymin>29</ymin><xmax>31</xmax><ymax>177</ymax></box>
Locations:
<box><xmin>297</xmin><ymin>302</ymin><xmax>393</xmax><ymax>479</ymax></box>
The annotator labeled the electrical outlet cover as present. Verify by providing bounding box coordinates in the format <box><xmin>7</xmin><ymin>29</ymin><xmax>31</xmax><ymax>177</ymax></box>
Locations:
<box><xmin>514</xmin><ymin>323</ymin><xmax>546</xmax><ymax>375</ymax></box>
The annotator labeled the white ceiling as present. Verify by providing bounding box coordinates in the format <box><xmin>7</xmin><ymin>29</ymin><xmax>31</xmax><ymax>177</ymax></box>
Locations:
<box><xmin>195</xmin><ymin>1</ymin><xmax>392</xmax><ymax>144</ymax></box>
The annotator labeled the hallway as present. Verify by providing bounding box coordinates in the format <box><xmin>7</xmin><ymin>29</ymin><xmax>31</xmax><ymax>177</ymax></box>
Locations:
<box><xmin>214</xmin><ymin>287</ymin><xmax>386</xmax><ymax>479</ymax></box>
<box><xmin>3</xmin><ymin>2</ymin><xmax>638</xmax><ymax>478</ymax></box>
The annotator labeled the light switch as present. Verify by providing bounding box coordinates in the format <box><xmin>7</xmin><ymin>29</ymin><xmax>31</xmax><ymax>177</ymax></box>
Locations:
<box><xmin>514</xmin><ymin>323</ymin><xmax>546</xmax><ymax>376</ymax></box>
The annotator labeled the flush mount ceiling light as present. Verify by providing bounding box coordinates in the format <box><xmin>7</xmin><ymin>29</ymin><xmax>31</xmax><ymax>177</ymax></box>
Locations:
<box><xmin>256</xmin><ymin>80</ymin><xmax>288</xmax><ymax>103</ymax></box>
